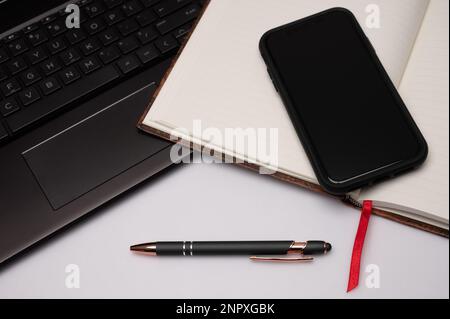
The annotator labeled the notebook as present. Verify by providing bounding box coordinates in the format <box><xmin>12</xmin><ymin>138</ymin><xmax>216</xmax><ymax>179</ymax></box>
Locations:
<box><xmin>139</xmin><ymin>0</ymin><xmax>449</xmax><ymax>236</ymax></box>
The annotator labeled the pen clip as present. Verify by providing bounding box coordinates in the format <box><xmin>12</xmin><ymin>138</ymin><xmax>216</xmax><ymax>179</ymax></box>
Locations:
<box><xmin>250</xmin><ymin>256</ymin><xmax>314</xmax><ymax>263</ymax></box>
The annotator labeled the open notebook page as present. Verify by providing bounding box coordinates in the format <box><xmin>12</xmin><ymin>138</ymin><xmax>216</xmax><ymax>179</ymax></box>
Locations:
<box><xmin>143</xmin><ymin>0</ymin><xmax>430</xmax><ymax>184</ymax></box>
<box><xmin>358</xmin><ymin>0</ymin><xmax>449</xmax><ymax>227</ymax></box>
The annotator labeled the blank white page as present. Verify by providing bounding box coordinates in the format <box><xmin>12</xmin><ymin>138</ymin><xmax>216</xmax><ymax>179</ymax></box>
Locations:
<box><xmin>359</xmin><ymin>0</ymin><xmax>449</xmax><ymax>224</ymax></box>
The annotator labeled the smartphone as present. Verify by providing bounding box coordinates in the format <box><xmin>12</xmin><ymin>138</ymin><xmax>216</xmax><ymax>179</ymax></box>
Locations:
<box><xmin>260</xmin><ymin>8</ymin><xmax>428</xmax><ymax>195</ymax></box>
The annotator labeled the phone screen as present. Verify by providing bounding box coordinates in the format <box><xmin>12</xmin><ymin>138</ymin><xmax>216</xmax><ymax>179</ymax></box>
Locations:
<box><xmin>263</xmin><ymin>10</ymin><xmax>424</xmax><ymax>186</ymax></box>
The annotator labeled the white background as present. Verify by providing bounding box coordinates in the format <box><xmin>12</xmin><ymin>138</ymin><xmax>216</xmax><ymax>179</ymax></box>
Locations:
<box><xmin>0</xmin><ymin>162</ymin><xmax>448</xmax><ymax>298</ymax></box>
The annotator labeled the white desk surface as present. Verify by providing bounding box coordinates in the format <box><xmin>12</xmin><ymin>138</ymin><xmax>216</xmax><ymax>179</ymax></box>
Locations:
<box><xmin>0</xmin><ymin>162</ymin><xmax>448</xmax><ymax>299</ymax></box>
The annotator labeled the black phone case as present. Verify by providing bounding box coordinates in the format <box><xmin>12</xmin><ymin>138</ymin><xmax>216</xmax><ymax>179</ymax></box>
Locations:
<box><xmin>259</xmin><ymin>8</ymin><xmax>428</xmax><ymax>195</ymax></box>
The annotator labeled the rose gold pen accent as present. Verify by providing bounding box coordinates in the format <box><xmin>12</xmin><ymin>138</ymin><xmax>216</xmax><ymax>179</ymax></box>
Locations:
<box><xmin>250</xmin><ymin>256</ymin><xmax>314</xmax><ymax>262</ymax></box>
<box><xmin>130</xmin><ymin>243</ymin><xmax>157</xmax><ymax>256</ymax></box>
<box><xmin>287</xmin><ymin>241</ymin><xmax>307</xmax><ymax>254</ymax></box>
<box><xmin>250</xmin><ymin>242</ymin><xmax>315</xmax><ymax>262</ymax></box>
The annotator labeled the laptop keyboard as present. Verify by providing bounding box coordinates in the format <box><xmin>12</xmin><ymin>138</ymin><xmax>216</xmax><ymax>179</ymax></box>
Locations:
<box><xmin>0</xmin><ymin>0</ymin><xmax>205</xmax><ymax>143</ymax></box>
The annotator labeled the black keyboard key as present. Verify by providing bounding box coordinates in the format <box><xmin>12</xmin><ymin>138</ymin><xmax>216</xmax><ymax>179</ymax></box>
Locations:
<box><xmin>46</xmin><ymin>20</ymin><xmax>67</xmax><ymax>37</ymax></box>
<box><xmin>0</xmin><ymin>48</ymin><xmax>9</xmax><ymax>63</ymax></box>
<box><xmin>84</xmin><ymin>2</ymin><xmax>106</xmax><ymax>18</ymax></box>
<box><xmin>3</xmin><ymin>32</ymin><xmax>22</xmax><ymax>43</ymax></box>
<box><xmin>0</xmin><ymin>79</ymin><xmax>21</xmax><ymax>96</ymax></box>
<box><xmin>155</xmin><ymin>34</ymin><xmax>178</xmax><ymax>54</ymax></box>
<box><xmin>41</xmin><ymin>58</ymin><xmax>62</xmax><ymax>75</ymax></box>
<box><xmin>155</xmin><ymin>4</ymin><xmax>200</xmax><ymax>34</ymax></box>
<box><xmin>136</xmin><ymin>44</ymin><xmax>159</xmax><ymax>64</ymax></box>
<box><xmin>136</xmin><ymin>9</ymin><xmax>157</xmax><ymax>26</ymax></box>
<box><xmin>8</xmin><ymin>39</ymin><xmax>29</xmax><ymax>56</ymax></box>
<box><xmin>136</xmin><ymin>26</ymin><xmax>158</xmax><ymax>44</ymax></box>
<box><xmin>24</xmin><ymin>23</ymin><xmax>40</xmax><ymax>34</ymax></box>
<box><xmin>98</xmin><ymin>29</ymin><xmax>119</xmax><ymax>46</ymax></box>
<box><xmin>21</xmin><ymin>68</ymin><xmax>42</xmax><ymax>86</ymax></box>
<box><xmin>104</xmin><ymin>8</ymin><xmax>125</xmax><ymax>25</ymax></box>
<box><xmin>27</xmin><ymin>47</ymin><xmax>48</xmax><ymax>64</ymax></box>
<box><xmin>41</xmin><ymin>14</ymin><xmax>58</xmax><ymax>25</ymax></box>
<box><xmin>121</xmin><ymin>0</ymin><xmax>143</xmax><ymax>16</ymax></box>
<box><xmin>59</xmin><ymin>66</ymin><xmax>81</xmax><ymax>85</ymax></box>
<box><xmin>19</xmin><ymin>87</ymin><xmax>41</xmax><ymax>106</ymax></box>
<box><xmin>117</xmin><ymin>19</ymin><xmax>139</xmax><ymax>36</ymax></box>
<box><xmin>79</xmin><ymin>0</ymin><xmax>94</xmax><ymax>7</ymax></box>
<box><xmin>154</xmin><ymin>0</ymin><xmax>191</xmax><ymax>17</ymax></box>
<box><xmin>79</xmin><ymin>56</ymin><xmax>101</xmax><ymax>74</ymax></box>
<box><xmin>48</xmin><ymin>37</ymin><xmax>67</xmax><ymax>54</ymax></box>
<box><xmin>0</xmin><ymin>98</ymin><xmax>20</xmax><ymax>117</ymax></box>
<box><xmin>66</xmin><ymin>29</ymin><xmax>87</xmax><ymax>44</ymax></box>
<box><xmin>7</xmin><ymin>58</ymin><xmax>28</xmax><ymax>75</ymax></box>
<box><xmin>104</xmin><ymin>0</ymin><xmax>124</xmax><ymax>9</ymax></box>
<box><xmin>85</xmin><ymin>18</ymin><xmax>106</xmax><ymax>35</ymax></box>
<box><xmin>80</xmin><ymin>38</ymin><xmax>101</xmax><ymax>55</ymax></box>
<box><xmin>117</xmin><ymin>55</ymin><xmax>140</xmax><ymax>74</ymax></box>
<box><xmin>173</xmin><ymin>23</ymin><xmax>192</xmax><ymax>39</ymax></box>
<box><xmin>141</xmin><ymin>0</ymin><xmax>161</xmax><ymax>7</ymax></box>
<box><xmin>60</xmin><ymin>48</ymin><xmax>81</xmax><ymax>65</ymax></box>
<box><xmin>98</xmin><ymin>46</ymin><xmax>121</xmax><ymax>64</ymax></box>
<box><xmin>40</xmin><ymin>77</ymin><xmax>61</xmax><ymax>95</ymax></box>
<box><xmin>117</xmin><ymin>36</ymin><xmax>139</xmax><ymax>54</ymax></box>
<box><xmin>6</xmin><ymin>66</ymin><xmax>120</xmax><ymax>133</ymax></box>
<box><xmin>26</xmin><ymin>29</ymin><xmax>48</xmax><ymax>46</ymax></box>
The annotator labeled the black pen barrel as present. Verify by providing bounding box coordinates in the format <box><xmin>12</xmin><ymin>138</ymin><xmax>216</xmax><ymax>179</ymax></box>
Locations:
<box><xmin>156</xmin><ymin>241</ymin><xmax>294</xmax><ymax>256</ymax></box>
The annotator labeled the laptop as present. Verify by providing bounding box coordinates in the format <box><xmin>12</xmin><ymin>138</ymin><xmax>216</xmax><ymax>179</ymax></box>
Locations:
<box><xmin>0</xmin><ymin>0</ymin><xmax>205</xmax><ymax>264</ymax></box>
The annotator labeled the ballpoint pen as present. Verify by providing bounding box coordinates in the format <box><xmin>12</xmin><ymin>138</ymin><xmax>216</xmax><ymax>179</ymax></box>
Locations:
<box><xmin>130</xmin><ymin>240</ymin><xmax>332</xmax><ymax>262</ymax></box>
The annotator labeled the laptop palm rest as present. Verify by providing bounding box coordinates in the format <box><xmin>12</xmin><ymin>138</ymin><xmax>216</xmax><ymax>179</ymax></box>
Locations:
<box><xmin>22</xmin><ymin>84</ymin><xmax>170</xmax><ymax>210</ymax></box>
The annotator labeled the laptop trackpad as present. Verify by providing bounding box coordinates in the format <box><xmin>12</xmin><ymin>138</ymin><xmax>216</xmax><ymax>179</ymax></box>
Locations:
<box><xmin>23</xmin><ymin>85</ymin><xmax>170</xmax><ymax>210</ymax></box>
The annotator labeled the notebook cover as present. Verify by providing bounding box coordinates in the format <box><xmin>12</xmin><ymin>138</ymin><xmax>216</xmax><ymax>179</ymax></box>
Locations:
<box><xmin>138</xmin><ymin>0</ymin><xmax>449</xmax><ymax>239</ymax></box>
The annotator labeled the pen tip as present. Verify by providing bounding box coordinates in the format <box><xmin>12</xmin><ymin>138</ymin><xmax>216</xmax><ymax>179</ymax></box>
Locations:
<box><xmin>130</xmin><ymin>245</ymin><xmax>140</xmax><ymax>252</ymax></box>
<box><xmin>130</xmin><ymin>243</ymin><xmax>157</xmax><ymax>256</ymax></box>
<box><xmin>325</xmin><ymin>243</ymin><xmax>332</xmax><ymax>253</ymax></box>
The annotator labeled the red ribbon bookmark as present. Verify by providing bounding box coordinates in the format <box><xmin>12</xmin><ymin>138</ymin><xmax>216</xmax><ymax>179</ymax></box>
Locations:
<box><xmin>347</xmin><ymin>200</ymin><xmax>373</xmax><ymax>292</ymax></box>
